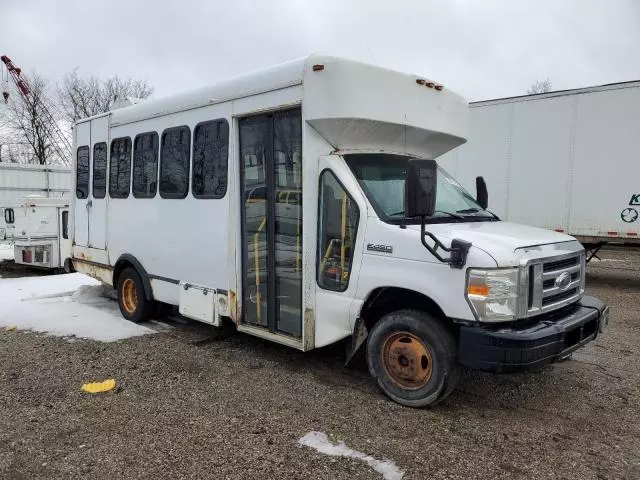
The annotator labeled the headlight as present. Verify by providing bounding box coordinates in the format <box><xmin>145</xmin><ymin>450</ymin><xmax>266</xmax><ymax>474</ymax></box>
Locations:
<box><xmin>466</xmin><ymin>268</ymin><xmax>520</xmax><ymax>322</ymax></box>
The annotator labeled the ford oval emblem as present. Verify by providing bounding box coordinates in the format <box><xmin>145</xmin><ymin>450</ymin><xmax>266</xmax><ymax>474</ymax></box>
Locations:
<box><xmin>555</xmin><ymin>272</ymin><xmax>572</xmax><ymax>290</ymax></box>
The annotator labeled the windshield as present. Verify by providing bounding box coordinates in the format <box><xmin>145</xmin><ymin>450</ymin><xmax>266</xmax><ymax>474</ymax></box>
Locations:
<box><xmin>345</xmin><ymin>153</ymin><xmax>495</xmax><ymax>224</ymax></box>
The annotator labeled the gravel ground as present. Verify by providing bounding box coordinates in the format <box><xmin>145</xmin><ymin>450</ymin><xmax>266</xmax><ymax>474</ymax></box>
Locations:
<box><xmin>0</xmin><ymin>260</ymin><xmax>55</xmax><ymax>279</ymax></box>
<box><xmin>1</xmin><ymin>249</ymin><xmax>639</xmax><ymax>480</ymax></box>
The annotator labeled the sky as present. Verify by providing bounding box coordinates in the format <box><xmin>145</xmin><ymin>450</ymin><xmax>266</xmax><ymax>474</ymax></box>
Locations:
<box><xmin>1</xmin><ymin>0</ymin><xmax>639</xmax><ymax>102</ymax></box>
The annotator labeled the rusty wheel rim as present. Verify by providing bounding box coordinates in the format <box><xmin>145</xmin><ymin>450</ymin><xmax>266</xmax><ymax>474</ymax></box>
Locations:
<box><xmin>381</xmin><ymin>331</ymin><xmax>433</xmax><ymax>390</ymax></box>
<box><xmin>121</xmin><ymin>278</ymin><xmax>138</xmax><ymax>315</ymax></box>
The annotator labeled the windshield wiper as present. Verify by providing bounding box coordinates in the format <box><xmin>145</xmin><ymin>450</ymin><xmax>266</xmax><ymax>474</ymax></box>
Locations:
<box><xmin>456</xmin><ymin>208</ymin><xmax>500</xmax><ymax>220</ymax></box>
<box><xmin>434</xmin><ymin>210</ymin><xmax>465</xmax><ymax>220</ymax></box>
<box><xmin>389</xmin><ymin>210</ymin><xmax>465</xmax><ymax>220</ymax></box>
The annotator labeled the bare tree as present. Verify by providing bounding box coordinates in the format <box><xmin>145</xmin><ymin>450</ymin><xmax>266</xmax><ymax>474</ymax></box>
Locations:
<box><xmin>527</xmin><ymin>78</ymin><xmax>552</xmax><ymax>95</ymax></box>
<box><xmin>5</xmin><ymin>74</ymin><xmax>60</xmax><ymax>165</ymax></box>
<box><xmin>58</xmin><ymin>70</ymin><xmax>153</xmax><ymax>122</ymax></box>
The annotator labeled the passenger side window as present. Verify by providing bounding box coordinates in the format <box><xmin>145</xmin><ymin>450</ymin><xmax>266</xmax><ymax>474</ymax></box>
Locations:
<box><xmin>160</xmin><ymin>126</ymin><xmax>190</xmax><ymax>199</ymax></box>
<box><xmin>109</xmin><ymin>137</ymin><xmax>132</xmax><ymax>198</ymax></box>
<box><xmin>133</xmin><ymin>132</ymin><xmax>159</xmax><ymax>198</ymax></box>
<box><xmin>192</xmin><ymin>119</ymin><xmax>229</xmax><ymax>198</ymax></box>
<box><xmin>76</xmin><ymin>146</ymin><xmax>89</xmax><ymax>199</ymax></box>
<box><xmin>93</xmin><ymin>142</ymin><xmax>107</xmax><ymax>199</ymax></box>
<box><xmin>4</xmin><ymin>208</ymin><xmax>14</xmax><ymax>224</ymax></box>
<box><xmin>317</xmin><ymin>170</ymin><xmax>359</xmax><ymax>291</ymax></box>
<box><xmin>62</xmin><ymin>211</ymin><xmax>69</xmax><ymax>239</ymax></box>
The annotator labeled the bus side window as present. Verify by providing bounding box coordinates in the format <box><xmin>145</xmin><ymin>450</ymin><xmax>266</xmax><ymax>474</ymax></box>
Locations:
<box><xmin>133</xmin><ymin>132</ymin><xmax>159</xmax><ymax>198</ymax></box>
<box><xmin>317</xmin><ymin>170</ymin><xmax>360</xmax><ymax>292</ymax></box>
<box><xmin>192</xmin><ymin>119</ymin><xmax>229</xmax><ymax>199</ymax></box>
<box><xmin>93</xmin><ymin>142</ymin><xmax>108</xmax><ymax>199</ymax></box>
<box><xmin>76</xmin><ymin>146</ymin><xmax>90</xmax><ymax>199</ymax></box>
<box><xmin>62</xmin><ymin>210</ymin><xmax>69</xmax><ymax>239</ymax></box>
<box><xmin>109</xmin><ymin>137</ymin><xmax>132</xmax><ymax>199</ymax></box>
<box><xmin>4</xmin><ymin>208</ymin><xmax>14</xmax><ymax>224</ymax></box>
<box><xmin>160</xmin><ymin>126</ymin><xmax>190</xmax><ymax>199</ymax></box>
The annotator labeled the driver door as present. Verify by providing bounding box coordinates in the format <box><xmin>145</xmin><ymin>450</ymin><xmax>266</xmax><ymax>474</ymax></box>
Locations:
<box><xmin>314</xmin><ymin>156</ymin><xmax>366</xmax><ymax>341</ymax></box>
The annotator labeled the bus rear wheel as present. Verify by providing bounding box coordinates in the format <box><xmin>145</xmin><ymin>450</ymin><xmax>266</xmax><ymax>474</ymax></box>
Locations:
<box><xmin>366</xmin><ymin>309</ymin><xmax>460</xmax><ymax>408</ymax></box>
<box><xmin>117</xmin><ymin>267</ymin><xmax>153</xmax><ymax>323</ymax></box>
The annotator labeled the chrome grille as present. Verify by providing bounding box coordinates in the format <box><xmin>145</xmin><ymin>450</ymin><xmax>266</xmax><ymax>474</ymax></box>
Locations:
<box><xmin>524</xmin><ymin>251</ymin><xmax>585</xmax><ymax>317</ymax></box>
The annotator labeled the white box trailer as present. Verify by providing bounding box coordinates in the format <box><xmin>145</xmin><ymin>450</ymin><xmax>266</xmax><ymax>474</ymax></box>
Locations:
<box><xmin>0</xmin><ymin>163</ymin><xmax>71</xmax><ymax>204</ymax></box>
<box><xmin>72</xmin><ymin>55</ymin><xmax>608</xmax><ymax>407</ymax></box>
<box><xmin>1</xmin><ymin>196</ymin><xmax>72</xmax><ymax>270</ymax></box>
<box><xmin>439</xmin><ymin>80</ymin><xmax>640</xmax><ymax>258</ymax></box>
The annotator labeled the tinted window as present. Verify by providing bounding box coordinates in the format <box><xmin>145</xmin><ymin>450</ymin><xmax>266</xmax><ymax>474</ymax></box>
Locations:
<box><xmin>4</xmin><ymin>208</ymin><xmax>14</xmax><ymax>224</ymax></box>
<box><xmin>92</xmin><ymin>142</ymin><xmax>107</xmax><ymax>199</ymax></box>
<box><xmin>62</xmin><ymin>210</ymin><xmax>69</xmax><ymax>239</ymax></box>
<box><xmin>76</xmin><ymin>146</ymin><xmax>89</xmax><ymax>199</ymax></box>
<box><xmin>317</xmin><ymin>170</ymin><xmax>359</xmax><ymax>292</ymax></box>
<box><xmin>109</xmin><ymin>137</ymin><xmax>132</xmax><ymax>198</ymax></box>
<box><xmin>192</xmin><ymin>119</ymin><xmax>229</xmax><ymax>198</ymax></box>
<box><xmin>133</xmin><ymin>132</ymin><xmax>159</xmax><ymax>198</ymax></box>
<box><xmin>160</xmin><ymin>126</ymin><xmax>190</xmax><ymax>198</ymax></box>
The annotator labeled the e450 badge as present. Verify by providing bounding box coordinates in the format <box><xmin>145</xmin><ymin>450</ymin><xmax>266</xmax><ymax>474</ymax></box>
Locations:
<box><xmin>367</xmin><ymin>243</ymin><xmax>393</xmax><ymax>254</ymax></box>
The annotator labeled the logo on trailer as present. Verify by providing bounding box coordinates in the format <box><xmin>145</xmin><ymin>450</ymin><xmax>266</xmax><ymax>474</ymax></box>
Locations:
<box><xmin>554</xmin><ymin>272</ymin><xmax>572</xmax><ymax>290</ymax></box>
<box><xmin>621</xmin><ymin>208</ymin><xmax>638</xmax><ymax>223</ymax></box>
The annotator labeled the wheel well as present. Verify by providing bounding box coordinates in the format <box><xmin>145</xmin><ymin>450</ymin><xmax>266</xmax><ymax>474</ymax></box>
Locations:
<box><xmin>112</xmin><ymin>255</ymin><xmax>153</xmax><ymax>301</ymax></box>
<box><xmin>359</xmin><ymin>287</ymin><xmax>458</xmax><ymax>338</ymax></box>
<box><xmin>112</xmin><ymin>261</ymin><xmax>130</xmax><ymax>288</ymax></box>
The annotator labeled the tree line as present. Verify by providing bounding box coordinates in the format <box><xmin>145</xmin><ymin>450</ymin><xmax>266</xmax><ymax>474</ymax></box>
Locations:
<box><xmin>0</xmin><ymin>70</ymin><xmax>152</xmax><ymax>165</ymax></box>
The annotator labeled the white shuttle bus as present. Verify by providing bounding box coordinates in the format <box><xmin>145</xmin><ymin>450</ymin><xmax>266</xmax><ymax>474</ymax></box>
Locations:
<box><xmin>72</xmin><ymin>55</ymin><xmax>608</xmax><ymax>407</ymax></box>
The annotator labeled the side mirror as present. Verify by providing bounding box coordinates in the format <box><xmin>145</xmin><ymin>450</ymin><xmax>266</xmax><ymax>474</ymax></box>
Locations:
<box><xmin>405</xmin><ymin>159</ymin><xmax>437</xmax><ymax>217</ymax></box>
<box><xmin>476</xmin><ymin>176</ymin><xmax>488</xmax><ymax>209</ymax></box>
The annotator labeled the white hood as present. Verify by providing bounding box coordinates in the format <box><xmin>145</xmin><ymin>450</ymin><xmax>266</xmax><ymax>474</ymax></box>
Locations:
<box><xmin>408</xmin><ymin>221</ymin><xmax>578</xmax><ymax>266</ymax></box>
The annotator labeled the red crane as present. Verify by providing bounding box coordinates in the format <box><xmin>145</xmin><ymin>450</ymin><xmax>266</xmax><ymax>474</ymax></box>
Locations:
<box><xmin>1</xmin><ymin>54</ymin><xmax>72</xmax><ymax>165</ymax></box>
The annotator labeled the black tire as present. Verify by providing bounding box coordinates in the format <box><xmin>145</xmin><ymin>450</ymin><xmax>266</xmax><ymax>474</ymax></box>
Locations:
<box><xmin>367</xmin><ymin>309</ymin><xmax>460</xmax><ymax>408</ymax></box>
<box><xmin>116</xmin><ymin>267</ymin><xmax>154</xmax><ymax>323</ymax></box>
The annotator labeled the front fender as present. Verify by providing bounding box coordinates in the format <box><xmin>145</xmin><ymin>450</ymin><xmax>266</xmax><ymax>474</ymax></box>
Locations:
<box><xmin>355</xmin><ymin>246</ymin><xmax>496</xmax><ymax>322</ymax></box>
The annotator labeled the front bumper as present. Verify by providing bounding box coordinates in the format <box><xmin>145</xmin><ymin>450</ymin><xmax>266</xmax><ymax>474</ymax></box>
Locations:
<box><xmin>458</xmin><ymin>296</ymin><xmax>609</xmax><ymax>373</ymax></box>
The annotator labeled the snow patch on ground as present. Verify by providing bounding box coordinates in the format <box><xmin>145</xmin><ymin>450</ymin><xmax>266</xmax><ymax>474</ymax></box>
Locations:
<box><xmin>298</xmin><ymin>431</ymin><xmax>403</xmax><ymax>480</ymax></box>
<box><xmin>0</xmin><ymin>273</ymin><xmax>154</xmax><ymax>342</ymax></box>
<box><xmin>72</xmin><ymin>284</ymin><xmax>117</xmax><ymax>304</ymax></box>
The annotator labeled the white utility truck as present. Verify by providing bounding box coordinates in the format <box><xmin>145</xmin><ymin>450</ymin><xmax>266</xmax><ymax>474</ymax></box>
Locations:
<box><xmin>1</xmin><ymin>196</ymin><xmax>72</xmax><ymax>271</ymax></box>
<box><xmin>72</xmin><ymin>55</ymin><xmax>608</xmax><ymax>407</ymax></box>
<box><xmin>439</xmin><ymin>80</ymin><xmax>640</xmax><ymax>261</ymax></box>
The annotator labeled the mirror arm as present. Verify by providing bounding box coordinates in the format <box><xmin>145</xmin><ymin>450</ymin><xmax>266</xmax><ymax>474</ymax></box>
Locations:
<box><xmin>420</xmin><ymin>217</ymin><xmax>472</xmax><ymax>269</ymax></box>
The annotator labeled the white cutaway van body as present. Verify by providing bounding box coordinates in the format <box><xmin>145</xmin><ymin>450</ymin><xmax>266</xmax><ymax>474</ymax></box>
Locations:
<box><xmin>2</xmin><ymin>196</ymin><xmax>71</xmax><ymax>270</ymax></box>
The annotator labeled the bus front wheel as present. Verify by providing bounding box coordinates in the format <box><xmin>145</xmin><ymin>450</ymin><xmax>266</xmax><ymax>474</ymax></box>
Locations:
<box><xmin>366</xmin><ymin>309</ymin><xmax>460</xmax><ymax>408</ymax></box>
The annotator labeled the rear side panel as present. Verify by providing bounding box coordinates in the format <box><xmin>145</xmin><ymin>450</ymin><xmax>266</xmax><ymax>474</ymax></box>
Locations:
<box><xmin>570</xmin><ymin>87</ymin><xmax>640</xmax><ymax>238</ymax></box>
<box><xmin>506</xmin><ymin>96</ymin><xmax>574</xmax><ymax>230</ymax></box>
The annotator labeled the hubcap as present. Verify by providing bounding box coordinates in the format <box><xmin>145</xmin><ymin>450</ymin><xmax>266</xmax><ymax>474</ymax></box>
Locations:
<box><xmin>121</xmin><ymin>278</ymin><xmax>138</xmax><ymax>314</ymax></box>
<box><xmin>381</xmin><ymin>331</ymin><xmax>433</xmax><ymax>390</ymax></box>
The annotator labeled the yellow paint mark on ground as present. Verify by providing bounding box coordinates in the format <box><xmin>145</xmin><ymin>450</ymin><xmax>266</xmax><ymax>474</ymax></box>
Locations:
<box><xmin>81</xmin><ymin>379</ymin><xmax>116</xmax><ymax>394</ymax></box>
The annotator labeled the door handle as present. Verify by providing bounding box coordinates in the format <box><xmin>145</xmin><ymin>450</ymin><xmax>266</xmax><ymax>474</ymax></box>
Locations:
<box><xmin>86</xmin><ymin>200</ymin><xmax>93</xmax><ymax>209</ymax></box>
